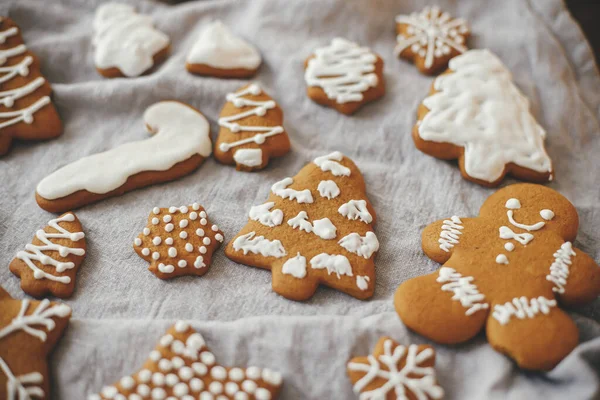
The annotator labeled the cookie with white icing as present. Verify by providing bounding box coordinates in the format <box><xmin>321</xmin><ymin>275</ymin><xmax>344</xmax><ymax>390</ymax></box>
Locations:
<box><xmin>395</xmin><ymin>6</ymin><xmax>470</xmax><ymax>75</ymax></box>
<box><xmin>92</xmin><ymin>3</ymin><xmax>170</xmax><ymax>78</ymax></box>
<box><xmin>36</xmin><ymin>101</ymin><xmax>212</xmax><ymax>213</ymax></box>
<box><xmin>414</xmin><ymin>49</ymin><xmax>553</xmax><ymax>187</ymax></box>
<box><xmin>134</xmin><ymin>203</ymin><xmax>224</xmax><ymax>279</ymax></box>
<box><xmin>0</xmin><ymin>17</ymin><xmax>62</xmax><ymax>156</ymax></box>
<box><xmin>215</xmin><ymin>83</ymin><xmax>290</xmax><ymax>171</ymax></box>
<box><xmin>89</xmin><ymin>321</ymin><xmax>283</xmax><ymax>400</ymax></box>
<box><xmin>304</xmin><ymin>38</ymin><xmax>385</xmax><ymax>115</ymax></box>
<box><xmin>0</xmin><ymin>286</ymin><xmax>71</xmax><ymax>400</ymax></box>
<box><xmin>186</xmin><ymin>20</ymin><xmax>261</xmax><ymax>78</ymax></box>
<box><xmin>9</xmin><ymin>212</ymin><xmax>86</xmax><ymax>298</ymax></box>
<box><xmin>394</xmin><ymin>183</ymin><xmax>600</xmax><ymax>371</ymax></box>
<box><xmin>225</xmin><ymin>151</ymin><xmax>379</xmax><ymax>301</ymax></box>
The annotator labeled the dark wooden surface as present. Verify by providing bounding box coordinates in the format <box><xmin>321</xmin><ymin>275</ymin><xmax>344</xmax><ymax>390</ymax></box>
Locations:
<box><xmin>565</xmin><ymin>0</ymin><xmax>600</xmax><ymax>64</ymax></box>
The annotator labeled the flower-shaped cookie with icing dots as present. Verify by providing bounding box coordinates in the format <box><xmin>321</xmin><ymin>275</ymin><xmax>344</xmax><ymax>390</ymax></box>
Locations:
<box><xmin>395</xmin><ymin>183</ymin><xmax>600</xmax><ymax>371</ymax></box>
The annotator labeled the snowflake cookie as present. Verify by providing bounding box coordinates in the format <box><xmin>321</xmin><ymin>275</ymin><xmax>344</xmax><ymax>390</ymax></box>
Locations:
<box><xmin>413</xmin><ymin>49</ymin><xmax>552</xmax><ymax>187</ymax></box>
<box><xmin>9</xmin><ymin>212</ymin><xmax>86</xmax><ymax>298</ymax></box>
<box><xmin>225</xmin><ymin>151</ymin><xmax>379</xmax><ymax>301</ymax></box>
<box><xmin>394</xmin><ymin>184</ymin><xmax>600</xmax><ymax>370</ymax></box>
<box><xmin>0</xmin><ymin>286</ymin><xmax>71</xmax><ymax>400</ymax></box>
<box><xmin>90</xmin><ymin>321</ymin><xmax>283</xmax><ymax>400</ymax></box>
<box><xmin>347</xmin><ymin>337</ymin><xmax>443</xmax><ymax>400</ymax></box>
<box><xmin>134</xmin><ymin>203</ymin><xmax>224</xmax><ymax>279</ymax></box>
<box><xmin>395</xmin><ymin>6</ymin><xmax>470</xmax><ymax>75</ymax></box>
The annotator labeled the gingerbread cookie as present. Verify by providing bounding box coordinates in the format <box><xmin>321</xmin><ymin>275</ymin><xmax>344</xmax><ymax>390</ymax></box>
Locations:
<box><xmin>36</xmin><ymin>101</ymin><xmax>211</xmax><ymax>213</ymax></box>
<box><xmin>90</xmin><ymin>321</ymin><xmax>283</xmax><ymax>400</ymax></box>
<box><xmin>347</xmin><ymin>337</ymin><xmax>443</xmax><ymax>400</ymax></box>
<box><xmin>414</xmin><ymin>49</ymin><xmax>553</xmax><ymax>187</ymax></box>
<box><xmin>395</xmin><ymin>6</ymin><xmax>470</xmax><ymax>75</ymax></box>
<box><xmin>0</xmin><ymin>286</ymin><xmax>71</xmax><ymax>400</ymax></box>
<box><xmin>186</xmin><ymin>20</ymin><xmax>261</xmax><ymax>78</ymax></box>
<box><xmin>394</xmin><ymin>184</ymin><xmax>600</xmax><ymax>370</ymax></box>
<box><xmin>9</xmin><ymin>212</ymin><xmax>86</xmax><ymax>298</ymax></box>
<box><xmin>93</xmin><ymin>3</ymin><xmax>170</xmax><ymax>78</ymax></box>
<box><xmin>134</xmin><ymin>203</ymin><xmax>224</xmax><ymax>279</ymax></box>
<box><xmin>225</xmin><ymin>151</ymin><xmax>379</xmax><ymax>301</ymax></box>
<box><xmin>0</xmin><ymin>17</ymin><xmax>62</xmax><ymax>156</ymax></box>
<box><xmin>304</xmin><ymin>38</ymin><xmax>385</xmax><ymax>115</ymax></box>
<box><xmin>215</xmin><ymin>83</ymin><xmax>290</xmax><ymax>171</ymax></box>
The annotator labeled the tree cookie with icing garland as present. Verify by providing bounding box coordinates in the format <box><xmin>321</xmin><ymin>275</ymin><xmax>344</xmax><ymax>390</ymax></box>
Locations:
<box><xmin>0</xmin><ymin>17</ymin><xmax>62</xmax><ymax>156</ymax></box>
<box><xmin>134</xmin><ymin>203</ymin><xmax>224</xmax><ymax>279</ymax></box>
<box><xmin>186</xmin><ymin>20</ymin><xmax>261</xmax><ymax>79</ymax></box>
<box><xmin>9</xmin><ymin>212</ymin><xmax>86</xmax><ymax>298</ymax></box>
<box><xmin>347</xmin><ymin>337</ymin><xmax>444</xmax><ymax>400</ymax></box>
<box><xmin>36</xmin><ymin>101</ymin><xmax>212</xmax><ymax>213</ymax></box>
<box><xmin>394</xmin><ymin>183</ymin><xmax>600</xmax><ymax>371</ymax></box>
<box><xmin>225</xmin><ymin>151</ymin><xmax>379</xmax><ymax>301</ymax></box>
<box><xmin>395</xmin><ymin>6</ymin><xmax>470</xmax><ymax>75</ymax></box>
<box><xmin>0</xmin><ymin>286</ymin><xmax>71</xmax><ymax>400</ymax></box>
<box><xmin>304</xmin><ymin>38</ymin><xmax>385</xmax><ymax>115</ymax></box>
<box><xmin>92</xmin><ymin>3</ymin><xmax>170</xmax><ymax>78</ymax></box>
<box><xmin>215</xmin><ymin>83</ymin><xmax>290</xmax><ymax>171</ymax></box>
<box><xmin>89</xmin><ymin>321</ymin><xmax>283</xmax><ymax>400</ymax></box>
<box><xmin>414</xmin><ymin>49</ymin><xmax>553</xmax><ymax>187</ymax></box>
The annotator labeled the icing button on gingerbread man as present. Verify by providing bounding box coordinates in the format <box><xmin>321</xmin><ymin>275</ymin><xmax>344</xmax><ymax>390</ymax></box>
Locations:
<box><xmin>394</xmin><ymin>183</ymin><xmax>600</xmax><ymax>371</ymax></box>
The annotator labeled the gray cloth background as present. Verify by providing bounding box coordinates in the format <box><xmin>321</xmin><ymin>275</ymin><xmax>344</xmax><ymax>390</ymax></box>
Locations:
<box><xmin>1</xmin><ymin>0</ymin><xmax>599</xmax><ymax>398</ymax></box>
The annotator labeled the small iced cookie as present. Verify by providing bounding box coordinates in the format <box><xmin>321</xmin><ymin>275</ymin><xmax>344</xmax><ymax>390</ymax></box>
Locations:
<box><xmin>9</xmin><ymin>212</ymin><xmax>86</xmax><ymax>298</ymax></box>
<box><xmin>89</xmin><ymin>321</ymin><xmax>283</xmax><ymax>400</ymax></box>
<box><xmin>395</xmin><ymin>6</ymin><xmax>470</xmax><ymax>75</ymax></box>
<box><xmin>186</xmin><ymin>20</ymin><xmax>261</xmax><ymax>78</ymax></box>
<box><xmin>36</xmin><ymin>101</ymin><xmax>211</xmax><ymax>213</ymax></box>
<box><xmin>0</xmin><ymin>17</ymin><xmax>62</xmax><ymax>156</ymax></box>
<box><xmin>214</xmin><ymin>83</ymin><xmax>290</xmax><ymax>171</ymax></box>
<box><xmin>92</xmin><ymin>3</ymin><xmax>170</xmax><ymax>78</ymax></box>
<box><xmin>414</xmin><ymin>49</ymin><xmax>553</xmax><ymax>187</ymax></box>
<box><xmin>304</xmin><ymin>38</ymin><xmax>385</xmax><ymax>115</ymax></box>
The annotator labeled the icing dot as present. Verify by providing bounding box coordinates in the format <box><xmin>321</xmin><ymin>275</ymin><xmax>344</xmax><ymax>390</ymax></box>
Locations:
<box><xmin>173</xmin><ymin>383</ymin><xmax>189</xmax><ymax>397</ymax></box>
<box><xmin>262</xmin><ymin>369</ymin><xmax>282</xmax><ymax>386</ymax></box>
<box><xmin>165</xmin><ymin>238</ymin><xmax>174</xmax><ymax>245</ymax></box>
<box><xmin>120</xmin><ymin>376</ymin><xmax>135</xmax><ymax>390</ymax></box>
<box><xmin>225</xmin><ymin>382</ymin><xmax>239</xmax><ymax>396</ymax></box>
<box><xmin>211</xmin><ymin>366</ymin><xmax>227</xmax><ymax>380</ymax></box>
<box><xmin>246</xmin><ymin>367</ymin><xmax>261</xmax><ymax>380</ymax></box>
<box><xmin>102</xmin><ymin>386</ymin><xmax>118</xmax><ymax>398</ymax></box>
<box><xmin>505</xmin><ymin>198</ymin><xmax>521</xmax><ymax>209</ymax></box>
<box><xmin>200</xmin><ymin>218</ymin><xmax>207</xmax><ymax>226</ymax></box>
<box><xmin>505</xmin><ymin>242</ymin><xmax>515</xmax><ymax>251</ymax></box>
<box><xmin>215</xmin><ymin>233</ymin><xmax>224</xmax><ymax>242</ymax></box>
<box><xmin>165</xmin><ymin>373</ymin><xmax>179</xmax><ymax>387</ymax></box>
<box><xmin>241</xmin><ymin>380</ymin><xmax>257</xmax><ymax>394</ymax></box>
<box><xmin>151</xmin><ymin>387</ymin><xmax>166</xmax><ymax>399</ymax></box>
<box><xmin>160</xmin><ymin>334</ymin><xmax>174</xmax><ymax>347</ymax></box>
<box><xmin>190</xmin><ymin>378</ymin><xmax>204</xmax><ymax>392</ymax></box>
<box><xmin>194</xmin><ymin>256</ymin><xmax>205</xmax><ymax>268</ymax></box>
<box><xmin>138</xmin><ymin>369</ymin><xmax>152</xmax><ymax>383</ymax></box>
<box><xmin>180</xmin><ymin>219</ymin><xmax>189</xmax><ymax>228</ymax></box>
<box><xmin>165</xmin><ymin>223</ymin><xmax>174</xmax><ymax>232</ymax></box>
<box><xmin>137</xmin><ymin>384</ymin><xmax>150</xmax><ymax>397</ymax></box>
<box><xmin>153</xmin><ymin>237</ymin><xmax>162</xmax><ymax>245</ymax></box>
<box><xmin>192</xmin><ymin>203</ymin><xmax>200</xmax><ymax>211</ymax></box>
<box><xmin>171</xmin><ymin>340</ymin><xmax>185</xmax><ymax>354</ymax></box>
<box><xmin>540</xmin><ymin>209</ymin><xmax>555</xmax><ymax>220</ymax></box>
<box><xmin>229</xmin><ymin>368</ymin><xmax>245</xmax><ymax>382</ymax></box>
<box><xmin>182</xmin><ymin>243</ymin><xmax>192</xmax><ymax>252</ymax></box>
<box><xmin>169</xmin><ymin>207</ymin><xmax>177</xmax><ymax>213</ymax></box>
<box><xmin>196</xmin><ymin>228</ymin><xmax>205</xmax><ymax>236</ymax></box>
<box><xmin>203</xmin><ymin>237</ymin><xmax>211</xmax><ymax>245</ymax></box>
<box><xmin>152</xmin><ymin>218</ymin><xmax>159</xmax><ymax>225</ymax></box>
<box><xmin>254</xmin><ymin>134</ymin><xmax>266</xmax><ymax>144</ymax></box>
<box><xmin>163</xmin><ymin>215</ymin><xmax>172</xmax><ymax>223</ymax></box>
<box><xmin>211</xmin><ymin>225</ymin><xmax>218</xmax><ymax>232</ymax></box>
<box><xmin>158</xmin><ymin>358</ymin><xmax>172</xmax><ymax>372</ymax></box>
<box><xmin>200</xmin><ymin>351</ymin><xmax>215</xmax><ymax>365</ymax></box>
<box><xmin>255</xmin><ymin>388</ymin><xmax>272</xmax><ymax>400</ymax></box>
<box><xmin>186</xmin><ymin>333</ymin><xmax>205</xmax><ymax>350</ymax></box>
<box><xmin>171</xmin><ymin>357</ymin><xmax>185</xmax><ymax>369</ymax></box>
<box><xmin>33</xmin><ymin>270</ymin><xmax>44</xmax><ymax>279</ymax></box>
<box><xmin>153</xmin><ymin>207</ymin><xmax>160</xmax><ymax>214</ymax></box>
<box><xmin>134</xmin><ymin>238</ymin><xmax>142</xmax><ymax>246</ymax></box>
<box><xmin>143</xmin><ymin>228</ymin><xmax>150</xmax><ymax>236</ymax></box>
<box><xmin>114</xmin><ymin>394</ymin><xmax>126</xmax><ymax>400</ymax></box>
<box><xmin>209</xmin><ymin>381</ymin><xmax>223</xmax><ymax>395</ymax></box>
<box><xmin>180</xmin><ymin>231</ymin><xmax>188</xmax><ymax>239</ymax></box>
<box><xmin>179</xmin><ymin>366</ymin><xmax>194</xmax><ymax>381</ymax></box>
<box><xmin>152</xmin><ymin>251</ymin><xmax>160</xmax><ymax>260</ymax></box>
<box><xmin>180</xmin><ymin>206</ymin><xmax>189</xmax><ymax>213</ymax></box>
<box><xmin>200</xmin><ymin>211</ymin><xmax>207</xmax><ymax>218</ymax></box>
<box><xmin>189</xmin><ymin>212</ymin><xmax>198</xmax><ymax>220</ymax></box>
<box><xmin>200</xmin><ymin>392</ymin><xmax>214</xmax><ymax>400</ymax></box>
<box><xmin>178</xmin><ymin>260</ymin><xmax>187</xmax><ymax>268</ymax></box>
<box><xmin>152</xmin><ymin>372</ymin><xmax>165</xmax><ymax>386</ymax></box>
<box><xmin>142</xmin><ymin>248</ymin><xmax>150</xmax><ymax>256</ymax></box>
<box><xmin>496</xmin><ymin>254</ymin><xmax>509</xmax><ymax>264</ymax></box>
<box><xmin>149</xmin><ymin>350</ymin><xmax>162</xmax><ymax>361</ymax></box>
<box><xmin>234</xmin><ymin>392</ymin><xmax>249</xmax><ymax>400</ymax></box>
<box><xmin>192</xmin><ymin>362</ymin><xmax>208</xmax><ymax>376</ymax></box>
<box><xmin>168</xmin><ymin>247</ymin><xmax>177</xmax><ymax>258</ymax></box>
<box><xmin>199</xmin><ymin>246</ymin><xmax>207</xmax><ymax>254</ymax></box>
<box><xmin>158</xmin><ymin>263</ymin><xmax>174</xmax><ymax>273</ymax></box>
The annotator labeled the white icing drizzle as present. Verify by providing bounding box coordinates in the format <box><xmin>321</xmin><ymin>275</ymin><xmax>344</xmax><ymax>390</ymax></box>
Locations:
<box><xmin>395</xmin><ymin>6</ymin><xmax>469</xmax><ymax>68</ymax></box>
<box><xmin>338</xmin><ymin>200</ymin><xmax>372</xmax><ymax>224</ymax></box>
<box><xmin>0</xmin><ymin>25</ymin><xmax>17</xmax><ymax>43</ymax></box>
<box><xmin>546</xmin><ymin>242</ymin><xmax>575</xmax><ymax>294</ymax></box>
<box><xmin>356</xmin><ymin>276</ymin><xmax>370</xmax><ymax>291</ymax></box>
<box><xmin>218</xmin><ymin>84</ymin><xmax>284</xmax><ymax>153</ymax></box>
<box><xmin>16</xmin><ymin>213</ymin><xmax>85</xmax><ymax>284</ymax></box>
<box><xmin>37</xmin><ymin>101</ymin><xmax>211</xmax><ymax>199</ymax></box>
<box><xmin>0</xmin><ymin>357</ymin><xmax>44</xmax><ymax>400</ymax></box>
<box><xmin>0</xmin><ymin>299</ymin><xmax>71</xmax><ymax>342</ymax></box>
<box><xmin>0</xmin><ymin>97</ymin><xmax>50</xmax><ymax>130</ymax></box>
<box><xmin>499</xmin><ymin>226</ymin><xmax>533</xmax><ymax>246</ymax></box>
<box><xmin>317</xmin><ymin>180</ymin><xmax>340</xmax><ymax>199</ymax></box>
<box><xmin>233</xmin><ymin>148</ymin><xmax>263</xmax><ymax>167</ymax></box>
<box><xmin>492</xmin><ymin>296</ymin><xmax>557</xmax><ymax>325</ymax></box>
<box><xmin>438</xmin><ymin>216</ymin><xmax>463</xmax><ymax>252</ymax></box>
<box><xmin>287</xmin><ymin>211</ymin><xmax>312</xmax><ymax>233</ymax></box>
<box><xmin>310</xmin><ymin>253</ymin><xmax>353</xmax><ymax>278</ymax></box>
<box><xmin>506</xmin><ymin>209</ymin><xmax>546</xmax><ymax>231</ymax></box>
<box><xmin>249</xmin><ymin>202</ymin><xmax>283</xmax><ymax>227</ymax></box>
<box><xmin>286</xmin><ymin>212</ymin><xmax>336</xmax><ymax>240</ymax></box>
<box><xmin>347</xmin><ymin>340</ymin><xmax>444</xmax><ymax>400</ymax></box>
<box><xmin>313</xmin><ymin>151</ymin><xmax>351</xmax><ymax>177</ymax></box>
<box><xmin>338</xmin><ymin>232</ymin><xmax>379</xmax><ymax>259</ymax></box>
<box><xmin>271</xmin><ymin>177</ymin><xmax>313</xmax><ymax>204</ymax></box>
<box><xmin>436</xmin><ymin>267</ymin><xmax>489</xmax><ymax>316</ymax></box>
<box><xmin>304</xmin><ymin>38</ymin><xmax>378</xmax><ymax>104</ymax></box>
<box><xmin>281</xmin><ymin>253</ymin><xmax>307</xmax><ymax>279</ymax></box>
<box><xmin>418</xmin><ymin>49</ymin><xmax>552</xmax><ymax>183</ymax></box>
<box><xmin>232</xmin><ymin>232</ymin><xmax>286</xmax><ymax>258</ymax></box>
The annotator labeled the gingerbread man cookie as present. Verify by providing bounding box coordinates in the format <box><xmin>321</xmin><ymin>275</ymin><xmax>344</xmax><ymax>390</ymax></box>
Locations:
<box><xmin>93</xmin><ymin>3</ymin><xmax>170</xmax><ymax>78</ymax></box>
<box><xmin>134</xmin><ymin>203</ymin><xmax>224</xmax><ymax>279</ymax></box>
<box><xmin>36</xmin><ymin>101</ymin><xmax>212</xmax><ymax>213</ymax></box>
<box><xmin>395</xmin><ymin>6</ymin><xmax>470</xmax><ymax>75</ymax></box>
<box><xmin>304</xmin><ymin>38</ymin><xmax>385</xmax><ymax>115</ymax></box>
<box><xmin>414</xmin><ymin>49</ymin><xmax>552</xmax><ymax>187</ymax></box>
<box><xmin>9</xmin><ymin>212</ymin><xmax>86</xmax><ymax>298</ymax></box>
<box><xmin>225</xmin><ymin>151</ymin><xmax>379</xmax><ymax>301</ymax></box>
<box><xmin>215</xmin><ymin>83</ymin><xmax>290</xmax><ymax>171</ymax></box>
<box><xmin>0</xmin><ymin>286</ymin><xmax>71</xmax><ymax>400</ymax></box>
<box><xmin>186</xmin><ymin>21</ymin><xmax>261</xmax><ymax>78</ymax></box>
<box><xmin>90</xmin><ymin>321</ymin><xmax>283</xmax><ymax>400</ymax></box>
<box><xmin>394</xmin><ymin>184</ymin><xmax>600</xmax><ymax>370</ymax></box>
<box><xmin>347</xmin><ymin>337</ymin><xmax>444</xmax><ymax>400</ymax></box>
<box><xmin>0</xmin><ymin>17</ymin><xmax>62</xmax><ymax>156</ymax></box>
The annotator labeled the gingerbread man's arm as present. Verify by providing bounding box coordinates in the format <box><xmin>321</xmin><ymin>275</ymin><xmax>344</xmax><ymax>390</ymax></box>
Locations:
<box><xmin>421</xmin><ymin>216</ymin><xmax>474</xmax><ymax>264</ymax></box>
<box><xmin>547</xmin><ymin>244</ymin><xmax>600</xmax><ymax>306</ymax></box>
